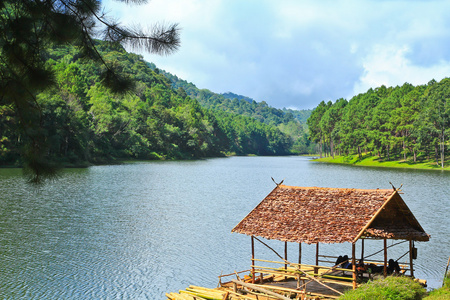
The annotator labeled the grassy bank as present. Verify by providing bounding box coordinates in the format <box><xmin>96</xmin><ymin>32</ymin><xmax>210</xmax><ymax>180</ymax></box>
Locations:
<box><xmin>338</xmin><ymin>274</ymin><xmax>450</xmax><ymax>300</ymax></box>
<box><xmin>313</xmin><ymin>154</ymin><xmax>450</xmax><ymax>171</ymax></box>
<box><xmin>339</xmin><ymin>276</ymin><xmax>426</xmax><ymax>300</ymax></box>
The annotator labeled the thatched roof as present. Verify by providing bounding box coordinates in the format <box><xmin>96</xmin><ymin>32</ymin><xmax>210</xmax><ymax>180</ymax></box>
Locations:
<box><xmin>232</xmin><ymin>185</ymin><xmax>429</xmax><ymax>244</ymax></box>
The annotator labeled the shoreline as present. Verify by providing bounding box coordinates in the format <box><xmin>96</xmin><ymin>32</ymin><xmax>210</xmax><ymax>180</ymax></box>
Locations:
<box><xmin>312</xmin><ymin>155</ymin><xmax>450</xmax><ymax>171</ymax></box>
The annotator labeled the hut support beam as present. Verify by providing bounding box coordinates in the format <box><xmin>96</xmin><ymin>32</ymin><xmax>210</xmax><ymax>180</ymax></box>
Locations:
<box><xmin>298</xmin><ymin>243</ymin><xmax>302</xmax><ymax>264</ymax></box>
<box><xmin>251</xmin><ymin>236</ymin><xmax>255</xmax><ymax>283</ymax></box>
<box><xmin>298</xmin><ymin>242</ymin><xmax>302</xmax><ymax>290</ymax></box>
<box><xmin>315</xmin><ymin>243</ymin><xmax>319</xmax><ymax>275</ymax></box>
<box><xmin>409</xmin><ymin>240</ymin><xmax>414</xmax><ymax>277</ymax></box>
<box><xmin>284</xmin><ymin>242</ymin><xmax>288</xmax><ymax>280</ymax></box>
<box><xmin>383</xmin><ymin>239</ymin><xmax>387</xmax><ymax>277</ymax></box>
<box><xmin>361</xmin><ymin>239</ymin><xmax>364</xmax><ymax>262</ymax></box>
<box><xmin>352</xmin><ymin>243</ymin><xmax>356</xmax><ymax>289</ymax></box>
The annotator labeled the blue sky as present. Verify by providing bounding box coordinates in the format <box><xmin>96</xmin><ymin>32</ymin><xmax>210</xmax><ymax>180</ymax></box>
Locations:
<box><xmin>104</xmin><ymin>0</ymin><xmax>450</xmax><ymax>110</ymax></box>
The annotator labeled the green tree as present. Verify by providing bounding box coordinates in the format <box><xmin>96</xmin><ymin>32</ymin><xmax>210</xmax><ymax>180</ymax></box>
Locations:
<box><xmin>420</xmin><ymin>79</ymin><xmax>450</xmax><ymax>168</ymax></box>
<box><xmin>319</xmin><ymin>98</ymin><xmax>347</xmax><ymax>158</ymax></box>
<box><xmin>0</xmin><ymin>0</ymin><xmax>180</xmax><ymax>182</ymax></box>
<box><xmin>390</xmin><ymin>84</ymin><xmax>421</xmax><ymax>161</ymax></box>
<box><xmin>307</xmin><ymin>101</ymin><xmax>330</xmax><ymax>157</ymax></box>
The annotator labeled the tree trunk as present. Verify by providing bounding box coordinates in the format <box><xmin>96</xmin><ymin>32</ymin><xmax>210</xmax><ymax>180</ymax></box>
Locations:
<box><xmin>435</xmin><ymin>144</ymin><xmax>439</xmax><ymax>166</ymax></box>
<box><xmin>331</xmin><ymin>138</ymin><xmax>334</xmax><ymax>159</ymax></box>
<box><xmin>403</xmin><ymin>136</ymin><xmax>406</xmax><ymax>161</ymax></box>
<box><xmin>441</xmin><ymin>130</ymin><xmax>445</xmax><ymax>168</ymax></box>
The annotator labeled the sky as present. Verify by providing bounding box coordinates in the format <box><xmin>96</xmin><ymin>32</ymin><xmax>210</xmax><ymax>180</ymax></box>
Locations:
<box><xmin>104</xmin><ymin>0</ymin><xmax>450</xmax><ymax>110</ymax></box>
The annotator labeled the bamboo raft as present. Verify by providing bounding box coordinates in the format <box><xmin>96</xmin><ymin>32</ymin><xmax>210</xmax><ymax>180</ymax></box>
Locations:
<box><xmin>166</xmin><ymin>184</ymin><xmax>429</xmax><ymax>299</ymax></box>
<box><xmin>166</xmin><ymin>256</ymin><xmax>427</xmax><ymax>300</ymax></box>
<box><xmin>166</xmin><ymin>276</ymin><xmax>348</xmax><ymax>299</ymax></box>
<box><xmin>166</xmin><ymin>263</ymin><xmax>355</xmax><ymax>300</ymax></box>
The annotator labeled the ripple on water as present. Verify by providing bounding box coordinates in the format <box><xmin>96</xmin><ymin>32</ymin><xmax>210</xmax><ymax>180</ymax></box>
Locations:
<box><xmin>0</xmin><ymin>157</ymin><xmax>448</xmax><ymax>298</ymax></box>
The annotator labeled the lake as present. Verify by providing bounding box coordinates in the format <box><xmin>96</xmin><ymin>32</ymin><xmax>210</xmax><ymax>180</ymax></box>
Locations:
<box><xmin>0</xmin><ymin>156</ymin><xmax>448</xmax><ymax>299</ymax></box>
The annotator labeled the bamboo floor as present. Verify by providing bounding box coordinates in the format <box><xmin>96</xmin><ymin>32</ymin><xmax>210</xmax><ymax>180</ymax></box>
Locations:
<box><xmin>166</xmin><ymin>271</ymin><xmax>426</xmax><ymax>299</ymax></box>
<box><xmin>166</xmin><ymin>273</ymin><xmax>354</xmax><ymax>300</ymax></box>
<box><xmin>262</xmin><ymin>276</ymin><xmax>352</xmax><ymax>299</ymax></box>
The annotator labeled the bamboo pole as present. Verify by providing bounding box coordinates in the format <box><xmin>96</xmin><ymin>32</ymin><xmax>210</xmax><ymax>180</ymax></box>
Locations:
<box><xmin>231</xmin><ymin>280</ymin><xmax>292</xmax><ymax>300</ymax></box>
<box><xmin>352</xmin><ymin>243</ymin><xmax>357</xmax><ymax>289</ymax></box>
<box><xmin>444</xmin><ymin>256</ymin><xmax>450</xmax><ymax>287</ymax></box>
<box><xmin>251</xmin><ymin>236</ymin><xmax>255</xmax><ymax>284</ymax></box>
<box><xmin>364</xmin><ymin>240</ymin><xmax>406</xmax><ymax>259</ymax></box>
<box><xmin>409</xmin><ymin>240</ymin><xmax>414</xmax><ymax>277</ymax></box>
<box><xmin>222</xmin><ymin>291</ymin><xmax>229</xmax><ymax>300</ymax></box>
<box><xmin>250</xmin><ymin>243</ymin><xmax>344</xmax><ymax>296</ymax></box>
<box><xmin>284</xmin><ymin>241</ymin><xmax>288</xmax><ymax>280</ymax></box>
<box><xmin>298</xmin><ymin>243</ymin><xmax>302</xmax><ymax>265</ymax></box>
<box><xmin>384</xmin><ymin>239</ymin><xmax>387</xmax><ymax>277</ymax></box>
<box><xmin>361</xmin><ymin>238</ymin><xmax>365</xmax><ymax>262</ymax></box>
<box><xmin>315</xmin><ymin>243</ymin><xmax>319</xmax><ymax>275</ymax></box>
<box><xmin>298</xmin><ymin>242</ymin><xmax>302</xmax><ymax>290</ymax></box>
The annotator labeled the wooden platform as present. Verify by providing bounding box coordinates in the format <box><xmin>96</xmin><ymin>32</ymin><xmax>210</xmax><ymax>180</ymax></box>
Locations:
<box><xmin>218</xmin><ymin>272</ymin><xmax>354</xmax><ymax>299</ymax></box>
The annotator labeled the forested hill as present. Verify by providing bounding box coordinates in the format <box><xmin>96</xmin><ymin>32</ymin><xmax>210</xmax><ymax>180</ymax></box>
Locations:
<box><xmin>147</xmin><ymin>63</ymin><xmax>312</xmax><ymax>125</ymax></box>
<box><xmin>147</xmin><ymin>63</ymin><xmax>314</xmax><ymax>154</ymax></box>
<box><xmin>0</xmin><ymin>42</ymin><xmax>310</xmax><ymax>168</ymax></box>
<box><xmin>307</xmin><ymin>80</ymin><xmax>450</xmax><ymax>168</ymax></box>
<box><xmin>221</xmin><ymin>92</ymin><xmax>312</xmax><ymax>124</ymax></box>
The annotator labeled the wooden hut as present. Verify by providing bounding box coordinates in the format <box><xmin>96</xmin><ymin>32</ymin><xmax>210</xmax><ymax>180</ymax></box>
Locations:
<box><xmin>231</xmin><ymin>184</ymin><xmax>429</xmax><ymax>297</ymax></box>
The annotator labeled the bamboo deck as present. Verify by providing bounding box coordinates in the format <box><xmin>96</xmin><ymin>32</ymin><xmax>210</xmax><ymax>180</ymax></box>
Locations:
<box><xmin>166</xmin><ymin>272</ymin><xmax>426</xmax><ymax>300</ymax></box>
<box><xmin>166</xmin><ymin>257</ymin><xmax>426</xmax><ymax>300</ymax></box>
<box><xmin>166</xmin><ymin>271</ymin><xmax>354</xmax><ymax>300</ymax></box>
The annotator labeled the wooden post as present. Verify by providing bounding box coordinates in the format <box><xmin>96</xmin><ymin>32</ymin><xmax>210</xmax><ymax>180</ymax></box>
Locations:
<box><xmin>251</xmin><ymin>236</ymin><xmax>255</xmax><ymax>284</ymax></box>
<box><xmin>315</xmin><ymin>243</ymin><xmax>319</xmax><ymax>275</ymax></box>
<box><xmin>352</xmin><ymin>242</ymin><xmax>357</xmax><ymax>289</ymax></box>
<box><xmin>284</xmin><ymin>241</ymin><xmax>288</xmax><ymax>280</ymax></box>
<box><xmin>298</xmin><ymin>242</ymin><xmax>302</xmax><ymax>290</ymax></box>
<box><xmin>360</xmin><ymin>238</ymin><xmax>365</xmax><ymax>262</ymax></box>
<box><xmin>383</xmin><ymin>239</ymin><xmax>388</xmax><ymax>277</ymax></box>
<box><xmin>284</xmin><ymin>242</ymin><xmax>288</xmax><ymax>269</ymax></box>
<box><xmin>409</xmin><ymin>240</ymin><xmax>414</xmax><ymax>277</ymax></box>
<box><xmin>298</xmin><ymin>243</ymin><xmax>302</xmax><ymax>265</ymax></box>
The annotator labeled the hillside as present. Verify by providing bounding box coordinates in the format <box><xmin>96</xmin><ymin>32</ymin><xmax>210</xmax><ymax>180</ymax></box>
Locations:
<box><xmin>0</xmin><ymin>42</ymin><xmax>304</xmax><ymax>168</ymax></box>
<box><xmin>147</xmin><ymin>63</ymin><xmax>314</xmax><ymax>154</ymax></box>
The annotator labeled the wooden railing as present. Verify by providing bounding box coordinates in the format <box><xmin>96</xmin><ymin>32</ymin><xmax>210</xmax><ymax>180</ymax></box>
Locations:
<box><xmin>251</xmin><ymin>258</ymin><xmax>355</xmax><ymax>287</ymax></box>
<box><xmin>218</xmin><ymin>259</ymin><xmax>354</xmax><ymax>298</ymax></box>
<box><xmin>318</xmin><ymin>255</ymin><xmax>411</xmax><ymax>276</ymax></box>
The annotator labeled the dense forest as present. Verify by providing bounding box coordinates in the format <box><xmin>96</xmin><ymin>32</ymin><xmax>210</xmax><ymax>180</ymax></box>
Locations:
<box><xmin>307</xmin><ymin>79</ymin><xmax>450</xmax><ymax>167</ymax></box>
<box><xmin>147</xmin><ymin>64</ymin><xmax>313</xmax><ymax>154</ymax></box>
<box><xmin>0</xmin><ymin>41</ymin><xmax>314</xmax><ymax>168</ymax></box>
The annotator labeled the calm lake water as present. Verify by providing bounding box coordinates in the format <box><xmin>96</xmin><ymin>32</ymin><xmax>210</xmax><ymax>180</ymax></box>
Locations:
<box><xmin>0</xmin><ymin>156</ymin><xmax>448</xmax><ymax>299</ymax></box>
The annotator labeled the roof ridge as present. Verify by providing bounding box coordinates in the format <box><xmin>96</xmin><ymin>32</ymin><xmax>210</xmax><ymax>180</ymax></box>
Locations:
<box><xmin>278</xmin><ymin>184</ymin><xmax>392</xmax><ymax>192</ymax></box>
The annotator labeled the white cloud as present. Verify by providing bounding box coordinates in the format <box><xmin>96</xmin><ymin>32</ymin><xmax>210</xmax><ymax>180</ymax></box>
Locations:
<box><xmin>102</xmin><ymin>0</ymin><xmax>450</xmax><ymax>109</ymax></box>
<box><xmin>353</xmin><ymin>44</ymin><xmax>450</xmax><ymax>96</ymax></box>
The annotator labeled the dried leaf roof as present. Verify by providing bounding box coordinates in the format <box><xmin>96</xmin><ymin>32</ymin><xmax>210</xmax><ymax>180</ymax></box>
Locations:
<box><xmin>232</xmin><ymin>185</ymin><xmax>429</xmax><ymax>244</ymax></box>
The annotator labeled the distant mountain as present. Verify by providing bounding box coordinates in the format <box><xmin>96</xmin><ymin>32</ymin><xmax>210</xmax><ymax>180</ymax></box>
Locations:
<box><xmin>147</xmin><ymin>64</ymin><xmax>312</xmax><ymax>125</ymax></box>
<box><xmin>282</xmin><ymin>108</ymin><xmax>312</xmax><ymax>124</ymax></box>
<box><xmin>221</xmin><ymin>92</ymin><xmax>254</xmax><ymax>104</ymax></box>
